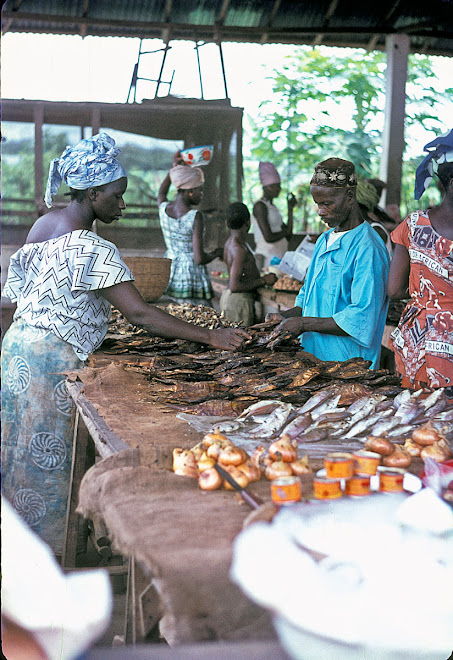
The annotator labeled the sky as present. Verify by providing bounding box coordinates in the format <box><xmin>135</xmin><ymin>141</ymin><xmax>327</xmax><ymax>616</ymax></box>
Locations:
<box><xmin>2</xmin><ymin>33</ymin><xmax>452</xmax><ymax>139</ymax></box>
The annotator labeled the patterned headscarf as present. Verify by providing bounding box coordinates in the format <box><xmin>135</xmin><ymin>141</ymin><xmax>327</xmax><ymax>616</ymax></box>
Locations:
<box><xmin>44</xmin><ymin>133</ymin><xmax>127</xmax><ymax>208</ymax></box>
<box><xmin>310</xmin><ymin>158</ymin><xmax>357</xmax><ymax>188</ymax></box>
<box><xmin>414</xmin><ymin>128</ymin><xmax>453</xmax><ymax>200</ymax></box>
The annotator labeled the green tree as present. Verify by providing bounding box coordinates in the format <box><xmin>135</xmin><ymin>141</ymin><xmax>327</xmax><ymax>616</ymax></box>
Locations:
<box><xmin>249</xmin><ymin>47</ymin><xmax>452</xmax><ymax>231</ymax></box>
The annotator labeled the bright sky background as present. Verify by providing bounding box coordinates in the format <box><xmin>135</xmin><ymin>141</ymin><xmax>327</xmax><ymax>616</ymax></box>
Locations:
<box><xmin>1</xmin><ymin>32</ymin><xmax>452</xmax><ymax>158</ymax></box>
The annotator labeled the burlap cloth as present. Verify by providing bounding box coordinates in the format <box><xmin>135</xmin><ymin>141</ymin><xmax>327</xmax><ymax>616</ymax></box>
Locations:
<box><xmin>77</xmin><ymin>449</ymin><xmax>277</xmax><ymax>645</ymax></box>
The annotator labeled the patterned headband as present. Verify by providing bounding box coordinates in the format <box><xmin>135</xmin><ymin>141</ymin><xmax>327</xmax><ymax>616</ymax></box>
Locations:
<box><xmin>310</xmin><ymin>158</ymin><xmax>357</xmax><ymax>187</ymax></box>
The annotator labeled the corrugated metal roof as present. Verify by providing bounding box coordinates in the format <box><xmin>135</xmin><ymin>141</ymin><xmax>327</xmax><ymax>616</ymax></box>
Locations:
<box><xmin>2</xmin><ymin>0</ymin><xmax>453</xmax><ymax>56</ymax></box>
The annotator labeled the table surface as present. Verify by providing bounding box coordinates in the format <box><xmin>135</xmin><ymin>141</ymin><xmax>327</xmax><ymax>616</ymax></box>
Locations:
<box><xmin>69</xmin><ymin>352</ymin><xmax>422</xmax><ymax>647</ymax></box>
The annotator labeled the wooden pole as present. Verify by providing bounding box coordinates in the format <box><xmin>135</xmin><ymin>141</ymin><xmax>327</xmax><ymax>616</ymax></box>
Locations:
<box><xmin>33</xmin><ymin>103</ymin><xmax>44</xmax><ymax>216</ymax></box>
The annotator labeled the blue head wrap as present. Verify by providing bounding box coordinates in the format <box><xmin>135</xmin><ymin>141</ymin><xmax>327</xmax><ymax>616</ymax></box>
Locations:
<box><xmin>414</xmin><ymin>128</ymin><xmax>453</xmax><ymax>200</ymax></box>
<box><xmin>44</xmin><ymin>132</ymin><xmax>127</xmax><ymax>208</ymax></box>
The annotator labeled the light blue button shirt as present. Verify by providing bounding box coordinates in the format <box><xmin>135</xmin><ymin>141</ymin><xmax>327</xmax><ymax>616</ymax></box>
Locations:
<box><xmin>294</xmin><ymin>222</ymin><xmax>390</xmax><ymax>369</ymax></box>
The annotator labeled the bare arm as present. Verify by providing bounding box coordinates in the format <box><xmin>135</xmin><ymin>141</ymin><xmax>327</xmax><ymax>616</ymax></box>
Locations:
<box><xmin>101</xmin><ymin>281</ymin><xmax>250</xmax><ymax>350</ymax></box>
<box><xmin>387</xmin><ymin>243</ymin><xmax>410</xmax><ymax>300</ymax></box>
<box><xmin>157</xmin><ymin>173</ymin><xmax>171</xmax><ymax>205</ymax></box>
<box><xmin>277</xmin><ymin>316</ymin><xmax>348</xmax><ymax>336</ymax></box>
<box><xmin>253</xmin><ymin>201</ymin><xmax>289</xmax><ymax>243</ymax></box>
<box><xmin>192</xmin><ymin>212</ymin><xmax>223</xmax><ymax>265</ymax></box>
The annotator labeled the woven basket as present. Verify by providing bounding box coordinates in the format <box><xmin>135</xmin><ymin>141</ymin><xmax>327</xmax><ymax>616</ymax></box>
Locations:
<box><xmin>124</xmin><ymin>257</ymin><xmax>172</xmax><ymax>302</ymax></box>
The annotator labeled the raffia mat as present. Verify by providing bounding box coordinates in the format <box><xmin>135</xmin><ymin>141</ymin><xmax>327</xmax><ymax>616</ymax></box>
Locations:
<box><xmin>68</xmin><ymin>361</ymin><xmax>203</xmax><ymax>468</ymax></box>
<box><xmin>77</xmin><ymin>449</ymin><xmax>277</xmax><ymax>646</ymax></box>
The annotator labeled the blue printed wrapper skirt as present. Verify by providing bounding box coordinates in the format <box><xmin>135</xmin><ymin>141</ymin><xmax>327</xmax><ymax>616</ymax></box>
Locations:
<box><xmin>1</xmin><ymin>319</ymin><xmax>83</xmax><ymax>554</ymax></box>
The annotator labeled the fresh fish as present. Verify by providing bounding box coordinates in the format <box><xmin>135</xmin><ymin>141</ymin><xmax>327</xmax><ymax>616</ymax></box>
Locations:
<box><xmin>312</xmin><ymin>409</ymin><xmax>349</xmax><ymax>426</ymax></box>
<box><xmin>341</xmin><ymin>398</ymin><xmax>383</xmax><ymax>433</ymax></box>
<box><xmin>297</xmin><ymin>428</ymin><xmax>329</xmax><ymax>443</ymax></box>
<box><xmin>345</xmin><ymin>409</ymin><xmax>393</xmax><ymax>439</ymax></box>
<box><xmin>250</xmin><ymin>403</ymin><xmax>294</xmax><ymax>438</ymax></box>
<box><xmin>434</xmin><ymin>409</ymin><xmax>453</xmax><ymax>421</ymax></box>
<box><xmin>298</xmin><ymin>389</ymin><xmax>336</xmax><ymax>414</ymax></box>
<box><xmin>279</xmin><ymin>412</ymin><xmax>313</xmax><ymax>440</ymax></box>
<box><xmin>210</xmin><ymin>420</ymin><xmax>244</xmax><ymax>433</ymax></box>
<box><xmin>310</xmin><ymin>394</ymin><xmax>342</xmax><ymax>420</ymax></box>
<box><xmin>424</xmin><ymin>397</ymin><xmax>447</xmax><ymax>418</ymax></box>
<box><xmin>237</xmin><ymin>400</ymin><xmax>286</xmax><ymax>420</ymax></box>
<box><xmin>419</xmin><ymin>388</ymin><xmax>446</xmax><ymax>411</ymax></box>
<box><xmin>394</xmin><ymin>401</ymin><xmax>424</xmax><ymax>425</ymax></box>
<box><xmin>387</xmin><ymin>424</ymin><xmax>417</xmax><ymax>438</ymax></box>
<box><xmin>392</xmin><ymin>389</ymin><xmax>412</xmax><ymax>408</ymax></box>
<box><xmin>375</xmin><ymin>399</ymin><xmax>394</xmax><ymax>413</ymax></box>
<box><xmin>371</xmin><ymin>416</ymin><xmax>402</xmax><ymax>436</ymax></box>
<box><xmin>347</xmin><ymin>394</ymin><xmax>384</xmax><ymax>415</ymax></box>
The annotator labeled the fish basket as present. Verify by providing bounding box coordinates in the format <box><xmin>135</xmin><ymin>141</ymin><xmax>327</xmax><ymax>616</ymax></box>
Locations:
<box><xmin>123</xmin><ymin>257</ymin><xmax>172</xmax><ymax>302</ymax></box>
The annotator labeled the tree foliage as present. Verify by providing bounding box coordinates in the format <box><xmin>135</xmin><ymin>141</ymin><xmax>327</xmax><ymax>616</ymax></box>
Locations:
<box><xmin>248</xmin><ymin>47</ymin><xmax>452</xmax><ymax>231</ymax></box>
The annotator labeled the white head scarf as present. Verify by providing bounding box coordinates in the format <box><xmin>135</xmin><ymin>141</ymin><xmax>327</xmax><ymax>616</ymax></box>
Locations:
<box><xmin>44</xmin><ymin>133</ymin><xmax>127</xmax><ymax>208</ymax></box>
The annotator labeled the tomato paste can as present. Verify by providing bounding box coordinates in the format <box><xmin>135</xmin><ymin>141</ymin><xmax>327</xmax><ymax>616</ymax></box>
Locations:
<box><xmin>345</xmin><ymin>475</ymin><xmax>371</xmax><ymax>497</ymax></box>
<box><xmin>271</xmin><ymin>476</ymin><xmax>302</xmax><ymax>505</ymax></box>
<box><xmin>379</xmin><ymin>467</ymin><xmax>405</xmax><ymax>493</ymax></box>
<box><xmin>352</xmin><ymin>450</ymin><xmax>381</xmax><ymax>476</ymax></box>
<box><xmin>324</xmin><ymin>452</ymin><xmax>354</xmax><ymax>479</ymax></box>
<box><xmin>313</xmin><ymin>476</ymin><xmax>343</xmax><ymax>500</ymax></box>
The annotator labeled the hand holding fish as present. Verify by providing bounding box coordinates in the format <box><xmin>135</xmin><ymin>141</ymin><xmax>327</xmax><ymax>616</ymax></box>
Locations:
<box><xmin>208</xmin><ymin>327</ymin><xmax>251</xmax><ymax>351</ymax></box>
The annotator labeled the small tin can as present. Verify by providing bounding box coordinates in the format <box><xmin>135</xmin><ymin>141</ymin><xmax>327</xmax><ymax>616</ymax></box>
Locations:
<box><xmin>379</xmin><ymin>467</ymin><xmax>405</xmax><ymax>493</ymax></box>
<box><xmin>324</xmin><ymin>452</ymin><xmax>354</xmax><ymax>479</ymax></box>
<box><xmin>313</xmin><ymin>476</ymin><xmax>343</xmax><ymax>500</ymax></box>
<box><xmin>345</xmin><ymin>475</ymin><xmax>371</xmax><ymax>497</ymax></box>
<box><xmin>271</xmin><ymin>476</ymin><xmax>302</xmax><ymax>505</ymax></box>
<box><xmin>353</xmin><ymin>450</ymin><xmax>381</xmax><ymax>476</ymax></box>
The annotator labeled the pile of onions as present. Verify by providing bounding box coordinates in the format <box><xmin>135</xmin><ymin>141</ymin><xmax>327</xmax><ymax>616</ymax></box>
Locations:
<box><xmin>408</xmin><ymin>423</ymin><xmax>451</xmax><ymax>463</ymax></box>
<box><xmin>173</xmin><ymin>430</ymin><xmax>312</xmax><ymax>492</ymax></box>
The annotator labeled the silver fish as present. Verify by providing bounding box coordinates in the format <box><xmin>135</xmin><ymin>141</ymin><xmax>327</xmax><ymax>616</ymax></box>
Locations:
<box><xmin>297</xmin><ymin>428</ymin><xmax>329</xmax><ymax>443</ymax></box>
<box><xmin>419</xmin><ymin>388</ymin><xmax>445</xmax><ymax>411</ymax></box>
<box><xmin>210</xmin><ymin>420</ymin><xmax>244</xmax><ymax>433</ymax></box>
<box><xmin>434</xmin><ymin>409</ymin><xmax>453</xmax><ymax>421</ymax></box>
<box><xmin>393</xmin><ymin>389</ymin><xmax>412</xmax><ymax>407</ymax></box>
<box><xmin>298</xmin><ymin>389</ymin><xmax>336</xmax><ymax>414</ymax></box>
<box><xmin>394</xmin><ymin>401</ymin><xmax>423</xmax><ymax>425</ymax></box>
<box><xmin>347</xmin><ymin>394</ymin><xmax>385</xmax><ymax>415</ymax></box>
<box><xmin>386</xmin><ymin>424</ymin><xmax>417</xmax><ymax>438</ymax></box>
<box><xmin>237</xmin><ymin>400</ymin><xmax>286</xmax><ymax>420</ymax></box>
<box><xmin>250</xmin><ymin>403</ymin><xmax>294</xmax><ymax>438</ymax></box>
<box><xmin>279</xmin><ymin>412</ymin><xmax>313</xmax><ymax>440</ymax></box>
<box><xmin>345</xmin><ymin>409</ymin><xmax>393</xmax><ymax>439</ymax></box>
<box><xmin>310</xmin><ymin>394</ymin><xmax>342</xmax><ymax>420</ymax></box>
<box><xmin>370</xmin><ymin>416</ymin><xmax>402</xmax><ymax>437</ymax></box>
<box><xmin>312</xmin><ymin>409</ymin><xmax>348</xmax><ymax>426</ymax></box>
<box><xmin>341</xmin><ymin>398</ymin><xmax>383</xmax><ymax>433</ymax></box>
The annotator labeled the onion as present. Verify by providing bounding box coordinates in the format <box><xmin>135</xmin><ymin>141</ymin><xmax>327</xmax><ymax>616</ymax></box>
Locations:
<box><xmin>198</xmin><ymin>468</ymin><xmax>222</xmax><ymax>491</ymax></box>
<box><xmin>269</xmin><ymin>438</ymin><xmax>298</xmax><ymax>463</ymax></box>
<box><xmin>265</xmin><ymin>460</ymin><xmax>293</xmax><ymax>481</ymax></box>
<box><xmin>174</xmin><ymin>465</ymin><xmax>199</xmax><ymax>479</ymax></box>
<box><xmin>197</xmin><ymin>452</ymin><xmax>216</xmax><ymax>471</ymax></box>
<box><xmin>412</xmin><ymin>424</ymin><xmax>441</xmax><ymax>446</ymax></box>
<box><xmin>291</xmin><ymin>455</ymin><xmax>312</xmax><ymax>476</ymax></box>
<box><xmin>203</xmin><ymin>431</ymin><xmax>228</xmax><ymax>447</ymax></box>
<box><xmin>403</xmin><ymin>439</ymin><xmax>422</xmax><ymax>457</ymax></box>
<box><xmin>218</xmin><ymin>445</ymin><xmax>247</xmax><ymax>467</ymax></box>
<box><xmin>222</xmin><ymin>465</ymin><xmax>250</xmax><ymax>490</ymax></box>
<box><xmin>421</xmin><ymin>442</ymin><xmax>451</xmax><ymax>463</ymax></box>
<box><xmin>173</xmin><ymin>448</ymin><xmax>198</xmax><ymax>471</ymax></box>
<box><xmin>236</xmin><ymin>459</ymin><xmax>261</xmax><ymax>483</ymax></box>
<box><xmin>364</xmin><ymin>436</ymin><xmax>394</xmax><ymax>456</ymax></box>
<box><xmin>382</xmin><ymin>446</ymin><xmax>412</xmax><ymax>469</ymax></box>
<box><xmin>191</xmin><ymin>442</ymin><xmax>206</xmax><ymax>461</ymax></box>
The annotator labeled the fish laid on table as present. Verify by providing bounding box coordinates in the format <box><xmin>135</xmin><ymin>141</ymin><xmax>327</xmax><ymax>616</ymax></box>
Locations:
<box><xmin>249</xmin><ymin>403</ymin><xmax>294</xmax><ymax>438</ymax></box>
<box><xmin>297</xmin><ymin>428</ymin><xmax>329</xmax><ymax>443</ymax></box>
<box><xmin>345</xmin><ymin>408</ymin><xmax>394</xmax><ymax>439</ymax></box>
<box><xmin>278</xmin><ymin>412</ymin><xmax>313</xmax><ymax>440</ymax></box>
<box><xmin>297</xmin><ymin>389</ymin><xmax>337</xmax><ymax>414</ymax></box>
<box><xmin>236</xmin><ymin>400</ymin><xmax>288</xmax><ymax>421</ymax></box>
<box><xmin>310</xmin><ymin>394</ymin><xmax>342</xmax><ymax>420</ymax></box>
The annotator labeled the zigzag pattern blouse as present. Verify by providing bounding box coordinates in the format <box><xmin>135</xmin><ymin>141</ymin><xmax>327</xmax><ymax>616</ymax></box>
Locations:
<box><xmin>3</xmin><ymin>230</ymin><xmax>134</xmax><ymax>360</ymax></box>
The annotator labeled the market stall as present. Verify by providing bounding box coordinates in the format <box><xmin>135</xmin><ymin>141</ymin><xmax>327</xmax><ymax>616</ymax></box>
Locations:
<box><xmin>65</xmin><ymin>308</ymin><xmax>452</xmax><ymax>650</ymax></box>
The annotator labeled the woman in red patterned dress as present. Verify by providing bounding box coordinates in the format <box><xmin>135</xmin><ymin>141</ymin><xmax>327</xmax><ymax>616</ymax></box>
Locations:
<box><xmin>387</xmin><ymin>146</ymin><xmax>453</xmax><ymax>398</ymax></box>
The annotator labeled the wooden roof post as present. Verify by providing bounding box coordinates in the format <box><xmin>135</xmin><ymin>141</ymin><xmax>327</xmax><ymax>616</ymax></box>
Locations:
<box><xmin>379</xmin><ymin>34</ymin><xmax>410</xmax><ymax>210</ymax></box>
<box><xmin>34</xmin><ymin>102</ymin><xmax>44</xmax><ymax>216</ymax></box>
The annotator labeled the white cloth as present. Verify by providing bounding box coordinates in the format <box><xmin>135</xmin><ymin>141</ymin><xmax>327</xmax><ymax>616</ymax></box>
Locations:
<box><xmin>3</xmin><ymin>229</ymin><xmax>134</xmax><ymax>360</ymax></box>
<box><xmin>1</xmin><ymin>498</ymin><xmax>112</xmax><ymax>660</ymax></box>
<box><xmin>251</xmin><ymin>197</ymin><xmax>288</xmax><ymax>267</ymax></box>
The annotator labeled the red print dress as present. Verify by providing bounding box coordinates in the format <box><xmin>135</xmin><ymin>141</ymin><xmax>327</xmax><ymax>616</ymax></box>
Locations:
<box><xmin>391</xmin><ymin>211</ymin><xmax>453</xmax><ymax>396</ymax></box>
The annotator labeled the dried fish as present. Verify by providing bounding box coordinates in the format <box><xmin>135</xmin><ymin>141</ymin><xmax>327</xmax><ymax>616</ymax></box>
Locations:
<box><xmin>237</xmin><ymin>400</ymin><xmax>286</xmax><ymax>421</ymax></box>
<box><xmin>419</xmin><ymin>388</ymin><xmax>446</xmax><ymax>411</ymax></box>
<box><xmin>297</xmin><ymin>428</ymin><xmax>329</xmax><ymax>443</ymax></box>
<box><xmin>298</xmin><ymin>389</ymin><xmax>336</xmax><ymax>414</ymax></box>
<box><xmin>312</xmin><ymin>409</ymin><xmax>349</xmax><ymax>426</ymax></box>
<box><xmin>209</xmin><ymin>420</ymin><xmax>244</xmax><ymax>433</ymax></box>
<box><xmin>394</xmin><ymin>401</ymin><xmax>424</xmax><ymax>425</ymax></box>
<box><xmin>310</xmin><ymin>394</ymin><xmax>342</xmax><ymax>420</ymax></box>
<box><xmin>249</xmin><ymin>403</ymin><xmax>294</xmax><ymax>438</ymax></box>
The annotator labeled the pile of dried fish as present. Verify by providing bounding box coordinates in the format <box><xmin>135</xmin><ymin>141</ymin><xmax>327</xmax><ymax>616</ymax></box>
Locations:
<box><xmin>215</xmin><ymin>387</ymin><xmax>453</xmax><ymax>446</ymax></box>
